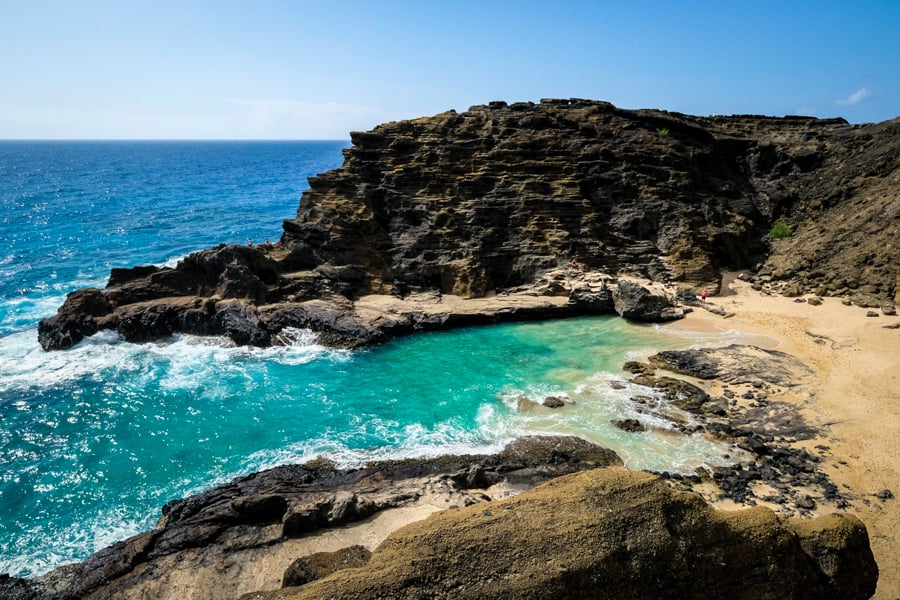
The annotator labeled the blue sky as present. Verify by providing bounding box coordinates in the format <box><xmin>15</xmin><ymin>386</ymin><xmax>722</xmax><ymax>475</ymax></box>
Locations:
<box><xmin>1</xmin><ymin>0</ymin><xmax>897</xmax><ymax>139</ymax></box>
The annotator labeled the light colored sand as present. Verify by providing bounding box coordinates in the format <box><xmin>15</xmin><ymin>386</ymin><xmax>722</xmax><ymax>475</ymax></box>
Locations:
<box><xmin>667</xmin><ymin>277</ymin><xmax>899</xmax><ymax>598</ymax></box>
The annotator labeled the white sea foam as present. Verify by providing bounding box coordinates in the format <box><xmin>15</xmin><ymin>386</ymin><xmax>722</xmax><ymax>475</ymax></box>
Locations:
<box><xmin>0</xmin><ymin>503</ymin><xmax>153</xmax><ymax>579</ymax></box>
<box><xmin>159</xmin><ymin>254</ymin><xmax>187</xmax><ymax>268</ymax></box>
<box><xmin>0</xmin><ymin>327</ymin><xmax>343</xmax><ymax>395</ymax></box>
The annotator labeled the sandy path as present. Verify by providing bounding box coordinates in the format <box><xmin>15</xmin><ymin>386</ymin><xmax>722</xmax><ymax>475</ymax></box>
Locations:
<box><xmin>668</xmin><ymin>278</ymin><xmax>899</xmax><ymax>598</ymax></box>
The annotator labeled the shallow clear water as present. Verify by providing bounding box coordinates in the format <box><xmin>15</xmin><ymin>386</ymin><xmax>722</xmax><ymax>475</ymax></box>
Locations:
<box><xmin>0</xmin><ymin>141</ymin><xmax>741</xmax><ymax>578</ymax></box>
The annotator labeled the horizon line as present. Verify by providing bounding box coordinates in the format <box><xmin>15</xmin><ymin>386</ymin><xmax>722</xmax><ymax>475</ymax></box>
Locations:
<box><xmin>0</xmin><ymin>138</ymin><xmax>352</xmax><ymax>143</ymax></box>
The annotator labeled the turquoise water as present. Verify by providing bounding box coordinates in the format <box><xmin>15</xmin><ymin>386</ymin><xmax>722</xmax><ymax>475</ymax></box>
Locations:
<box><xmin>0</xmin><ymin>141</ymin><xmax>738</xmax><ymax>578</ymax></box>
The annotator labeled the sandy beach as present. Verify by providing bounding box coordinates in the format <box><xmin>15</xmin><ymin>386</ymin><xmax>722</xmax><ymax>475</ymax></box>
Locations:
<box><xmin>668</xmin><ymin>277</ymin><xmax>899</xmax><ymax>598</ymax></box>
<box><xmin>311</xmin><ymin>277</ymin><xmax>900</xmax><ymax>598</ymax></box>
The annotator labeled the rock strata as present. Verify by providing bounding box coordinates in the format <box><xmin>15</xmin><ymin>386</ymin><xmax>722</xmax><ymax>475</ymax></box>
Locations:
<box><xmin>39</xmin><ymin>100</ymin><xmax>898</xmax><ymax>350</ymax></box>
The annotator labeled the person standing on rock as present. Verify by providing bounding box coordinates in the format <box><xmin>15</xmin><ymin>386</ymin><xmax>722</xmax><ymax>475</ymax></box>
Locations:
<box><xmin>701</xmin><ymin>289</ymin><xmax>708</xmax><ymax>302</ymax></box>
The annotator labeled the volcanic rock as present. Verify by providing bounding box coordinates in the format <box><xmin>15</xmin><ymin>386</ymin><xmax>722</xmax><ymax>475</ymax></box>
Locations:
<box><xmin>8</xmin><ymin>437</ymin><xmax>621</xmax><ymax>600</ymax></box>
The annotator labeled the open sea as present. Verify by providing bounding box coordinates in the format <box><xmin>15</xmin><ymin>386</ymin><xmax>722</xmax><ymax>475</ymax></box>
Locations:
<box><xmin>0</xmin><ymin>141</ymin><xmax>743</xmax><ymax>578</ymax></box>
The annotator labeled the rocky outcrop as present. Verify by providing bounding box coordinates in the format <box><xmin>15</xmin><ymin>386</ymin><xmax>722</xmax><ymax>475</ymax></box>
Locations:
<box><xmin>625</xmin><ymin>345</ymin><xmax>846</xmax><ymax>510</ymax></box>
<box><xmin>2</xmin><ymin>437</ymin><xmax>621</xmax><ymax>600</ymax></box>
<box><xmin>39</xmin><ymin>100</ymin><xmax>897</xmax><ymax>350</ymax></box>
<box><xmin>248</xmin><ymin>469</ymin><xmax>877</xmax><ymax>600</ymax></box>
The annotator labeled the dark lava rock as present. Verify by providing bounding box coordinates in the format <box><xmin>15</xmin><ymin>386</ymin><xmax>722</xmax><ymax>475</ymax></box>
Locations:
<box><xmin>18</xmin><ymin>436</ymin><xmax>622</xmax><ymax>600</ymax></box>
<box><xmin>612</xmin><ymin>418</ymin><xmax>646</xmax><ymax>433</ymax></box>
<box><xmin>649</xmin><ymin>344</ymin><xmax>815</xmax><ymax>386</ymax></box>
<box><xmin>38</xmin><ymin>100</ymin><xmax>899</xmax><ymax>350</ymax></box>
<box><xmin>542</xmin><ymin>396</ymin><xmax>566</xmax><ymax>408</ymax></box>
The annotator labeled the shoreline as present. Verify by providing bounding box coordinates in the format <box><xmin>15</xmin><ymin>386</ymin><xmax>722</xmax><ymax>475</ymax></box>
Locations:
<box><xmin>8</xmin><ymin>277</ymin><xmax>896</xmax><ymax>598</ymax></box>
<box><xmin>666</xmin><ymin>277</ymin><xmax>899</xmax><ymax>598</ymax></box>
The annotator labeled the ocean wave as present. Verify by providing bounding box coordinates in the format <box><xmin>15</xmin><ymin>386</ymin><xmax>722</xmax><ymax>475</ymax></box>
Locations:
<box><xmin>228</xmin><ymin>409</ymin><xmax>520</xmax><ymax>477</ymax></box>
<box><xmin>0</xmin><ymin>327</ymin><xmax>344</xmax><ymax>395</ymax></box>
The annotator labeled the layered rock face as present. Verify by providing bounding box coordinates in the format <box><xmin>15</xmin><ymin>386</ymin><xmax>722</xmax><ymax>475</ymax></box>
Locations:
<box><xmin>38</xmin><ymin>100</ymin><xmax>898</xmax><ymax>349</ymax></box>
<box><xmin>282</xmin><ymin>100</ymin><xmax>897</xmax><ymax>300</ymax></box>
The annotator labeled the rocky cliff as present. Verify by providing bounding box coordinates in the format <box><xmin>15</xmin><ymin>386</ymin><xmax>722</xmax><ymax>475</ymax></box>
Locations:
<box><xmin>38</xmin><ymin>99</ymin><xmax>898</xmax><ymax>350</ymax></box>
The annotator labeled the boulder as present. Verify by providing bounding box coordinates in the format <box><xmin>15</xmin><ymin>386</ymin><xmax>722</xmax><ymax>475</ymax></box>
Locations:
<box><xmin>613</xmin><ymin>279</ymin><xmax>684</xmax><ymax>322</ymax></box>
<box><xmin>282</xmin><ymin>545</ymin><xmax>371</xmax><ymax>588</ymax></box>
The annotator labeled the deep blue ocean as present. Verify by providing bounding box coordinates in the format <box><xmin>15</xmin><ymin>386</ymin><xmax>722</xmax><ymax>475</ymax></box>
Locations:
<box><xmin>0</xmin><ymin>141</ymin><xmax>741</xmax><ymax>578</ymax></box>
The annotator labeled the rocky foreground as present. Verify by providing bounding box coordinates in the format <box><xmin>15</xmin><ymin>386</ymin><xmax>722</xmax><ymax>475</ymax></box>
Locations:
<box><xmin>0</xmin><ymin>438</ymin><xmax>879</xmax><ymax>600</ymax></box>
<box><xmin>38</xmin><ymin>99</ymin><xmax>897</xmax><ymax>350</ymax></box>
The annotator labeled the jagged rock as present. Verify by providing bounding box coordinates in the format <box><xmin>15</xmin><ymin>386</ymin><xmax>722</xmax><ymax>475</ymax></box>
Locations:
<box><xmin>250</xmin><ymin>469</ymin><xmax>878</xmax><ymax>600</ymax></box>
<box><xmin>613</xmin><ymin>278</ymin><xmax>684</xmax><ymax>322</ymax></box>
<box><xmin>37</xmin><ymin>288</ymin><xmax>110</xmax><ymax>350</ymax></box>
<box><xmin>882</xmin><ymin>304</ymin><xmax>897</xmax><ymax>316</ymax></box>
<box><xmin>612</xmin><ymin>418</ymin><xmax>646</xmax><ymax>432</ymax></box>
<box><xmin>542</xmin><ymin>396</ymin><xmax>566</xmax><ymax>408</ymax></box>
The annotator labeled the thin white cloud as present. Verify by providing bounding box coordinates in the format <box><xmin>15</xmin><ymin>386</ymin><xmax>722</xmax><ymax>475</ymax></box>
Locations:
<box><xmin>836</xmin><ymin>88</ymin><xmax>871</xmax><ymax>106</ymax></box>
<box><xmin>232</xmin><ymin>99</ymin><xmax>385</xmax><ymax>138</ymax></box>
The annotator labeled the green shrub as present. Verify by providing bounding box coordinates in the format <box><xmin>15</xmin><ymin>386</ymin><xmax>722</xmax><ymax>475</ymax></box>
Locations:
<box><xmin>769</xmin><ymin>220</ymin><xmax>793</xmax><ymax>239</ymax></box>
<box><xmin>656</xmin><ymin>127</ymin><xmax>670</xmax><ymax>138</ymax></box>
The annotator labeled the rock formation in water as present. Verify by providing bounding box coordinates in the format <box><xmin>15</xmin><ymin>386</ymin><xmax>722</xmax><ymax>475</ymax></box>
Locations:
<box><xmin>0</xmin><ymin>439</ymin><xmax>879</xmax><ymax>600</ymax></box>
<box><xmin>38</xmin><ymin>99</ymin><xmax>899</xmax><ymax>350</ymax></box>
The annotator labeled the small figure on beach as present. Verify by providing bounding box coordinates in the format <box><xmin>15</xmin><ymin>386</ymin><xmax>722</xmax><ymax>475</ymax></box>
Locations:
<box><xmin>700</xmin><ymin>288</ymin><xmax>708</xmax><ymax>302</ymax></box>
<box><xmin>247</xmin><ymin>238</ymin><xmax>253</xmax><ymax>247</ymax></box>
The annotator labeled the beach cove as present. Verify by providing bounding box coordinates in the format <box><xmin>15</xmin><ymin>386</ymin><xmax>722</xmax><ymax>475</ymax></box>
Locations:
<box><xmin>4</xmin><ymin>101</ymin><xmax>897</xmax><ymax>597</ymax></box>
<box><xmin>9</xmin><ymin>278</ymin><xmax>895</xmax><ymax>599</ymax></box>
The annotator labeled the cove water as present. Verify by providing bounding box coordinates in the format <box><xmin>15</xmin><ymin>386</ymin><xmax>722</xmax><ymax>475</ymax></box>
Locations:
<box><xmin>1</xmin><ymin>141</ymin><xmax>739</xmax><ymax>578</ymax></box>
